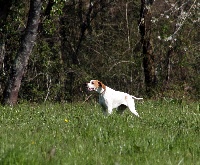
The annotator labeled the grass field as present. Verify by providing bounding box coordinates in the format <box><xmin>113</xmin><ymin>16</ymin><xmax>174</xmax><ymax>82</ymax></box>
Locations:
<box><xmin>0</xmin><ymin>100</ymin><xmax>199</xmax><ymax>165</ymax></box>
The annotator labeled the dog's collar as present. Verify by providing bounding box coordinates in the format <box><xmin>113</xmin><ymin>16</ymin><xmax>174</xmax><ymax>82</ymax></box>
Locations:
<box><xmin>100</xmin><ymin>89</ymin><xmax>106</xmax><ymax>95</ymax></box>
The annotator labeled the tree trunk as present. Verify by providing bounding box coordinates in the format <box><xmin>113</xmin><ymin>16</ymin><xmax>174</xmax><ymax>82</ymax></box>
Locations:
<box><xmin>165</xmin><ymin>46</ymin><xmax>174</xmax><ymax>81</ymax></box>
<box><xmin>0</xmin><ymin>43</ymin><xmax>5</xmax><ymax>73</ymax></box>
<box><xmin>0</xmin><ymin>0</ymin><xmax>13</xmax><ymax>97</ymax></box>
<box><xmin>139</xmin><ymin>0</ymin><xmax>156</xmax><ymax>97</ymax></box>
<box><xmin>2</xmin><ymin>0</ymin><xmax>42</xmax><ymax>105</ymax></box>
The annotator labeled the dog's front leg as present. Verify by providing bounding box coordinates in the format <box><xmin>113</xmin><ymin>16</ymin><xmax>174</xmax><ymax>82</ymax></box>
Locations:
<box><xmin>101</xmin><ymin>105</ymin><xmax>112</xmax><ymax>115</ymax></box>
<box><xmin>101</xmin><ymin>102</ymin><xmax>113</xmax><ymax>115</ymax></box>
<box><xmin>101</xmin><ymin>106</ymin><xmax>108</xmax><ymax>116</ymax></box>
<box><xmin>107</xmin><ymin>106</ymin><xmax>113</xmax><ymax>114</ymax></box>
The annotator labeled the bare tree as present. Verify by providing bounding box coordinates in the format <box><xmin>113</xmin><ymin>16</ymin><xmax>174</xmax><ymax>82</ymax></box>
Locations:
<box><xmin>0</xmin><ymin>0</ymin><xmax>13</xmax><ymax>96</ymax></box>
<box><xmin>139</xmin><ymin>0</ymin><xmax>156</xmax><ymax>97</ymax></box>
<box><xmin>0</xmin><ymin>0</ymin><xmax>12</xmax><ymax>64</ymax></box>
<box><xmin>59</xmin><ymin>0</ymin><xmax>111</xmax><ymax>101</ymax></box>
<box><xmin>2</xmin><ymin>0</ymin><xmax>42</xmax><ymax>105</ymax></box>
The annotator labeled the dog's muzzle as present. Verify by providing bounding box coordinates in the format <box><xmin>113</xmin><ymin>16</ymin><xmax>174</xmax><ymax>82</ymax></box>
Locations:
<box><xmin>86</xmin><ymin>83</ymin><xmax>95</xmax><ymax>91</ymax></box>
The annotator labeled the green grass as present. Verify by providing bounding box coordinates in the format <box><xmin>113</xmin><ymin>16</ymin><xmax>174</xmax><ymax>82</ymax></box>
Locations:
<box><xmin>0</xmin><ymin>100</ymin><xmax>199</xmax><ymax>165</ymax></box>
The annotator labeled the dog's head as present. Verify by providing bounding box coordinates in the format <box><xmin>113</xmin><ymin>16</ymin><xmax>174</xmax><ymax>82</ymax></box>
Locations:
<box><xmin>86</xmin><ymin>80</ymin><xmax>106</xmax><ymax>93</ymax></box>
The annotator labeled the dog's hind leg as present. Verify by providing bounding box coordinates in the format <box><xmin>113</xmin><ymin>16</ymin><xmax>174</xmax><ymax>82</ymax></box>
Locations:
<box><xmin>126</xmin><ymin>98</ymin><xmax>139</xmax><ymax>117</ymax></box>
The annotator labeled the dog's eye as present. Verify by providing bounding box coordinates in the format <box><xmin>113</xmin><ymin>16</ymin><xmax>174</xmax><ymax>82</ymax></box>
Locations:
<box><xmin>91</xmin><ymin>82</ymin><xmax>94</xmax><ymax>84</ymax></box>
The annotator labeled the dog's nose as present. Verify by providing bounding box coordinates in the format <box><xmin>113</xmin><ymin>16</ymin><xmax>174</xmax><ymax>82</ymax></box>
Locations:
<box><xmin>85</xmin><ymin>82</ymin><xmax>88</xmax><ymax>87</ymax></box>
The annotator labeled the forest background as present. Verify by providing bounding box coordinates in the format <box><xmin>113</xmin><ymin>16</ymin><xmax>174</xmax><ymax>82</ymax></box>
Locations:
<box><xmin>0</xmin><ymin>0</ymin><xmax>199</xmax><ymax>105</ymax></box>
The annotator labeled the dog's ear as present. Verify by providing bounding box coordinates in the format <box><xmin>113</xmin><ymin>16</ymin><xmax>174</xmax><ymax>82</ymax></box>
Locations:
<box><xmin>98</xmin><ymin>81</ymin><xmax>106</xmax><ymax>90</ymax></box>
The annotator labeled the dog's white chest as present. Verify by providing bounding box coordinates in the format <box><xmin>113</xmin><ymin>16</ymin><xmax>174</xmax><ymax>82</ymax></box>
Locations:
<box><xmin>99</xmin><ymin>95</ymin><xmax>108</xmax><ymax>108</ymax></box>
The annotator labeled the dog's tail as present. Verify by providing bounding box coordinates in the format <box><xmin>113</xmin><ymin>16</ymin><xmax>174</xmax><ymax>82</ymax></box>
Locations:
<box><xmin>131</xmin><ymin>95</ymin><xmax>143</xmax><ymax>100</ymax></box>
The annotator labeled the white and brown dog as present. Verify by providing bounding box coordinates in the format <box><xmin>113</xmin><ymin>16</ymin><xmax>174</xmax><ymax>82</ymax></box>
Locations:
<box><xmin>86</xmin><ymin>80</ymin><xmax>143</xmax><ymax>117</ymax></box>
